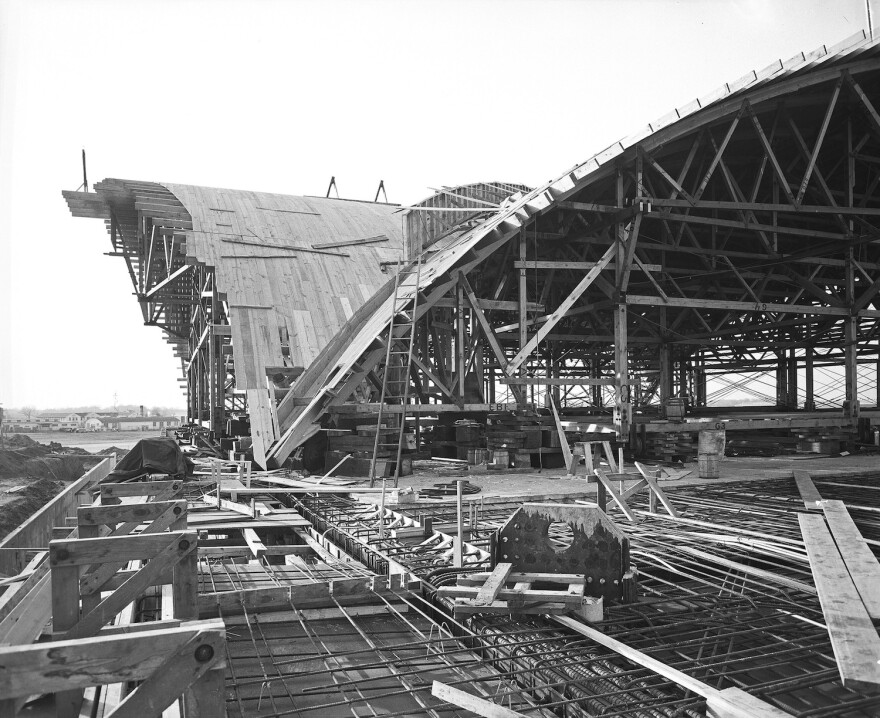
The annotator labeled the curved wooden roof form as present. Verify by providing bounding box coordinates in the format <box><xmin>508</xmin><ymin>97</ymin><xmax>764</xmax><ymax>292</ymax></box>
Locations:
<box><xmin>267</xmin><ymin>29</ymin><xmax>880</xmax><ymax>467</ymax></box>
<box><xmin>64</xmin><ymin>179</ymin><xmax>404</xmax><ymax>465</ymax></box>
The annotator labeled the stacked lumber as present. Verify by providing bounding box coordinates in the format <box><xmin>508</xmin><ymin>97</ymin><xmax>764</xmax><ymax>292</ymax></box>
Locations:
<box><xmin>487</xmin><ymin>413</ymin><xmax>543</xmax><ymax>468</ymax></box>
<box><xmin>644</xmin><ymin>431</ymin><xmax>698</xmax><ymax>461</ymax></box>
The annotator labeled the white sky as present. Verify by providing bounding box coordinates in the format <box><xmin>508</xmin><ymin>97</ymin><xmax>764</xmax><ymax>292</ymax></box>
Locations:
<box><xmin>0</xmin><ymin>0</ymin><xmax>872</xmax><ymax>410</ymax></box>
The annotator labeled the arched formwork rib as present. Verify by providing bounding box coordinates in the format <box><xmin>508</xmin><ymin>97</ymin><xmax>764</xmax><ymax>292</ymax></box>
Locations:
<box><xmin>64</xmin><ymin>180</ymin><xmax>405</xmax><ymax>466</ymax></box>
<box><xmin>268</xmin><ymin>29</ymin><xmax>880</xmax><ymax>467</ymax></box>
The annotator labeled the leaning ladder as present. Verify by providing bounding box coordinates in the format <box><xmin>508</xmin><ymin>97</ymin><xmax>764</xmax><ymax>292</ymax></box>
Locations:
<box><xmin>369</xmin><ymin>255</ymin><xmax>423</xmax><ymax>487</ymax></box>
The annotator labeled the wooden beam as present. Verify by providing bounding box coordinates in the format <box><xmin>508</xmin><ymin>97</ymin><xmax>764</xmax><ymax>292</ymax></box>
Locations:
<box><xmin>144</xmin><ymin>264</ymin><xmax>193</xmax><ymax>300</ymax></box>
<box><xmin>474</xmin><ymin>563</ymin><xmax>514</xmax><ymax>606</ymax></box>
<box><xmin>796</xmin><ymin>76</ymin><xmax>842</xmax><ymax>205</ymax></box>
<box><xmin>593</xmin><ymin>469</ymin><xmax>639</xmax><ymax>522</ymax></box>
<box><xmin>625</xmin><ymin>294</ymin><xmax>880</xmax><ymax>318</ymax></box>
<box><xmin>512</xmin><ymin>260</ymin><xmax>661</xmax><ymax>272</ymax></box>
<box><xmin>501</xmin><ymin>377</ymin><xmax>616</xmax><ymax>386</ymax></box>
<box><xmin>798</xmin><ymin>512</ymin><xmax>880</xmax><ymax>692</ymax></box>
<box><xmin>548</xmin><ymin>395</ymin><xmax>572</xmax><ymax>471</ymax></box>
<box><xmin>0</xmin><ymin>621</ymin><xmax>225</xmax><ymax>699</ymax></box>
<box><xmin>507</xmin><ymin>243</ymin><xmax>617</xmax><ymax>373</ymax></box>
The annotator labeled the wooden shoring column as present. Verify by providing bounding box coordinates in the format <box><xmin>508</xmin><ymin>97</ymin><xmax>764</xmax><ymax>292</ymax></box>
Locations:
<box><xmin>456</xmin><ymin>278</ymin><xmax>466</xmax><ymax>402</ymax></box>
<box><xmin>805</xmin><ymin>341</ymin><xmax>816</xmax><ymax>410</ymax></box>
<box><xmin>614</xmin><ymin>304</ymin><xmax>630</xmax><ymax>437</ymax></box>
<box><xmin>658</xmin><ymin>307</ymin><xmax>672</xmax><ymax>408</ymax></box>
<box><xmin>695</xmin><ymin>352</ymin><xmax>706</xmax><ymax>407</ymax></box>
<box><xmin>788</xmin><ymin>345</ymin><xmax>799</xmax><ymax>410</ymax></box>
<box><xmin>845</xmin><ymin>250</ymin><xmax>859</xmax><ymax>417</ymax></box>
<box><xmin>776</xmin><ymin>351</ymin><xmax>788</xmax><ymax>408</ymax></box>
<box><xmin>592</xmin><ymin>356</ymin><xmax>602</xmax><ymax>407</ymax></box>
<box><xmin>845</xmin><ymin>118</ymin><xmax>859</xmax><ymax>419</ymax></box>
<box><xmin>517</xmin><ymin>227</ymin><xmax>528</xmax><ymax>397</ymax></box>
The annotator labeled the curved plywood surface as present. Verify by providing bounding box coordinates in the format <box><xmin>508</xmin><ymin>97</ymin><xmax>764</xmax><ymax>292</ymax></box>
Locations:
<box><xmin>164</xmin><ymin>183</ymin><xmax>403</xmax><ymax>371</ymax></box>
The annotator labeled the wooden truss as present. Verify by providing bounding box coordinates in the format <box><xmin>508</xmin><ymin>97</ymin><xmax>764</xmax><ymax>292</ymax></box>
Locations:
<box><xmin>267</xmin><ymin>53</ymin><xmax>880</xmax><ymax>466</ymax></box>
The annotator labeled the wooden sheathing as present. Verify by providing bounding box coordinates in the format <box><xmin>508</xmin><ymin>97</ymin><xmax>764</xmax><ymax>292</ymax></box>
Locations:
<box><xmin>68</xmin><ymin>177</ymin><xmax>406</xmax><ymax>462</ymax></box>
<box><xmin>265</xmin><ymin>32</ymin><xmax>880</xmax><ymax>467</ymax></box>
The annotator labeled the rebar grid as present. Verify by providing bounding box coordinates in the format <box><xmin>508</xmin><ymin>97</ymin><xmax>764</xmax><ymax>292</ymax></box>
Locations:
<box><xmin>290</xmin><ymin>470</ymin><xmax>880</xmax><ymax>716</ymax></box>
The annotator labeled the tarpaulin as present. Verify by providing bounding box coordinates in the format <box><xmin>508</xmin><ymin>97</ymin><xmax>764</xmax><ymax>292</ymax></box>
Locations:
<box><xmin>104</xmin><ymin>437</ymin><xmax>193</xmax><ymax>481</ymax></box>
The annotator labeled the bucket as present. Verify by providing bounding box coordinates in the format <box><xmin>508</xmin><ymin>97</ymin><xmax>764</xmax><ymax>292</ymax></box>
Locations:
<box><xmin>698</xmin><ymin>453</ymin><xmax>719</xmax><ymax>479</ymax></box>
<box><xmin>698</xmin><ymin>429</ymin><xmax>726</xmax><ymax>457</ymax></box>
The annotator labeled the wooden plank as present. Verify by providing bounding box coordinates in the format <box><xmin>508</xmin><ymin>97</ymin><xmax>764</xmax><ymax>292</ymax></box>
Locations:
<box><xmin>474</xmin><ymin>563</ymin><xmax>514</xmax><ymax>606</ymax></box>
<box><xmin>431</xmin><ymin>681</ymin><xmax>529</xmax><ymax>717</ymax></box>
<box><xmin>100</xmin><ymin>480</ymin><xmax>183</xmax><ymax>500</ymax></box>
<box><xmin>78</xmin><ymin>500</ymin><xmax>186</xmax><ymax>527</ymax></box>
<box><xmin>798</xmin><ymin>512</ymin><xmax>880</xmax><ymax>692</ymax></box>
<box><xmin>793</xmin><ymin>470</ymin><xmax>823</xmax><ymax>508</ymax></box>
<box><xmin>548</xmin><ymin>395</ymin><xmax>572</xmax><ymax>471</ymax></box>
<box><xmin>0</xmin><ymin>572</ymin><xmax>51</xmax><ymax>646</ymax></box>
<box><xmin>820</xmin><ymin>500</ymin><xmax>880</xmax><ymax>620</ymax></box>
<box><xmin>311</xmin><ymin>235</ymin><xmax>389</xmax><ymax>249</ymax></box>
<box><xmin>197</xmin><ymin>576</ymin><xmax>401</xmax><ymax>617</ymax></box>
<box><xmin>0</xmin><ymin>621</ymin><xmax>224</xmax><ymax>699</ymax></box>
<box><xmin>51</xmin><ymin>531</ymin><xmax>196</xmax><ymax>567</ymax></box>
<box><xmin>242</xmin><ymin>528</ymin><xmax>267</xmax><ymax>558</ymax></box>
<box><xmin>553</xmin><ymin>616</ymin><xmax>792</xmax><ymax>717</ymax></box>
<box><xmin>634</xmin><ymin>462</ymin><xmax>680</xmax><ymax>518</ymax></box>
<box><xmin>438</xmin><ymin>585</ymin><xmax>583</xmax><ymax>603</ymax></box>
<box><xmin>593</xmin><ymin>470</ymin><xmax>639</xmax><ymax>522</ymax></box>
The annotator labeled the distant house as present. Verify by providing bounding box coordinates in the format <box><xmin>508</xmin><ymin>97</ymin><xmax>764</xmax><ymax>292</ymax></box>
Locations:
<box><xmin>103</xmin><ymin>416</ymin><xmax>181</xmax><ymax>432</ymax></box>
<box><xmin>37</xmin><ymin>412</ymin><xmax>82</xmax><ymax>431</ymax></box>
<box><xmin>83</xmin><ymin>417</ymin><xmax>104</xmax><ymax>431</ymax></box>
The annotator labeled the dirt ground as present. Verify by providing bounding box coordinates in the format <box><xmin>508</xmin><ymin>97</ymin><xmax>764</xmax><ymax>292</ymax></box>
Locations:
<box><xmin>0</xmin><ymin>433</ymin><xmax>141</xmax><ymax>542</ymax></box>
<box><xmin>6</xmin><ymin>430</ymin><xmax>161</xmax><ymax>453</ymax></box>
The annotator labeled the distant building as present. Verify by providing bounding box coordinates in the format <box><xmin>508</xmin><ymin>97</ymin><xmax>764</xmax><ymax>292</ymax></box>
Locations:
<box><xmin>2</xmin><ymin>411</ymin><xmax>39</xmax><ymax>432</ymax></box>
<box><xmin>82</xmin><ymin>417</ymin><xmax>105</xmax><ymax>431</ymax></box>
<box><xmin>37</xmin><ymin>412</ymin><xmax>82</xmax><ymax>431</ymax></box>
<box><xmin>103</xmin><ymin>416</ymin><xmax>181</xmax><ymax>432</ymax></box>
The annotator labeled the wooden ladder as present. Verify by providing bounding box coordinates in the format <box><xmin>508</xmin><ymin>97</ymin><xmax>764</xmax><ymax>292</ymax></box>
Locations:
<box><xmin>369</xmin><ymin>255</ymin><xmax>423</xmax><ymax>487</ymax></box>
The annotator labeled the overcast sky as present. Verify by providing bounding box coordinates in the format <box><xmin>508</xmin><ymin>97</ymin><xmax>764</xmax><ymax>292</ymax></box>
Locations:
<box><xmin>0</xmin><ymin>0</ymin><xmax>872</xmax><ymax>410</ymax></box>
